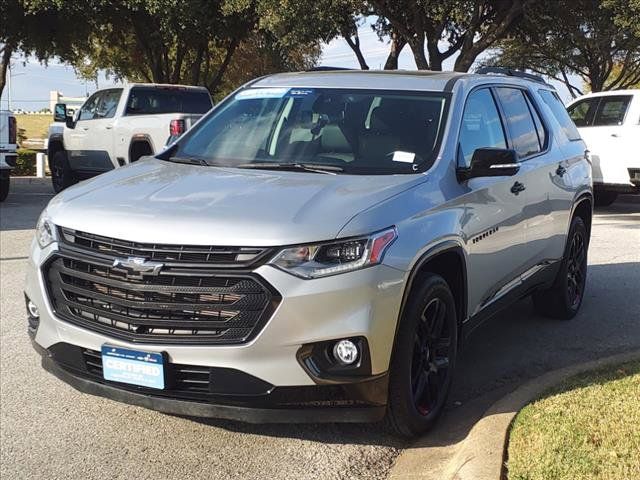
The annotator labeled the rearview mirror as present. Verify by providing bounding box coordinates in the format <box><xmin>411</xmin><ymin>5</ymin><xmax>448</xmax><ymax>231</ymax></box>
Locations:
<box><xmin>457</xmin><ymin>148</ymin><xmax>520</xmax><ymax>181</ymax></box>
<box><xmin>53</xmin><ymin>103</ymin><xmax>67</xmax><ymax>122</ymax></box>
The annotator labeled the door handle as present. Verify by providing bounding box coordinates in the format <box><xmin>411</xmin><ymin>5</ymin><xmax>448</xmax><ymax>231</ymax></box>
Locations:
<box><xmin>82</xmin><ymin>127</ymin><xmax>89</xmax><ymax>131</ymax></box>
<box><xmin>556</xmin><ymin>164</ymin><xmax>567</xmax><ymax>177</ymax></box>
<box><xmin>611</xmin><ymin>133</ymin><xmax>619</xmax><ymax>138</ymax></box>
<box><xmin>105</xmin><ymin>125</ymin><xmax>113</xmax><ymax>130</ymax></box>
<box><xmin>510</xmin><ymin>181</ymin><xmax>526</xmax><ymax>195</ymax></box>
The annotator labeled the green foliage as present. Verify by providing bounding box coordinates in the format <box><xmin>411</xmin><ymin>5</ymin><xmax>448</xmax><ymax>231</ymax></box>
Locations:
<box><xmin>485</xmin><ymin>0</ymin><xmax>640</xmax><ymax>95</ymax></box>
<box><xmin>13</xmin><ymin>149</ymin><xmax>37</xmax><ymax>176</ymax></box>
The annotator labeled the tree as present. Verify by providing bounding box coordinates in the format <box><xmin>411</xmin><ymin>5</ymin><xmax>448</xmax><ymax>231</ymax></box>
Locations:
<box><xmin>368</xmin><ymin>0</ymin><xmax>531</xmax><ymax>71</ymax></box>
<box><xmin>486</xmin><ymin>0</ymin><xmax>640</xmax><ymax>96</ymax></box>
<box><xmin>257</xmin><ymin>0</ymin><xmax>371</xmax><ymax>69</ymax></box>
<box><xmin>1</xmin><ymin>0</ymin><xmax>91</xmax><ymax>97</ymax></box>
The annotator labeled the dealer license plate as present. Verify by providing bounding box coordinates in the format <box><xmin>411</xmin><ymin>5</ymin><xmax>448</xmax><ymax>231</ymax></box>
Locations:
<box><xmin>101</xmin><ymin>345</ymin><xmax>165</xmax><ymax>389</ymax></box>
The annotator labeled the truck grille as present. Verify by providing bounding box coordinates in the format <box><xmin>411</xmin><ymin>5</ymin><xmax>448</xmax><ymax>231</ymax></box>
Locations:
<box><xmin>59</xmin><ymin>227</ymin><xmax>273</xmax><ymax>268</ymax></box>
<box><xmin>44</xmin><ymin>238</ymin><xmax>280</xmax><ymax>345</ymax></box>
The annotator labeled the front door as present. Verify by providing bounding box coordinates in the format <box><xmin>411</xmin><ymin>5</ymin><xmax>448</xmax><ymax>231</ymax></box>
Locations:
<box><xmin>457</xmin><ymin>87</ymin><xmax>528</xmax><ymax>316</ymax></box>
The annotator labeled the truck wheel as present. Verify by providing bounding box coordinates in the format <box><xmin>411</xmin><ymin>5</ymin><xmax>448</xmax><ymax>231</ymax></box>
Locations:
<box><xmin>385</xmin><ymin>274</ymin><xmax>458</xmax><ymax>437</ymax></box>
<box><xmin>0</xmin><ymin>173</ymin><xmax>9</xmax><ymax>202</ymax></box>
<box><xmin>594</xmin><ymin>191</ymin><xmax>617</xmax><ymax>207</ymax></box>
<box><xmin>51</xmin><ymin>151</ymin><xmax>77</xmax><ymax>193</ymax></box>
<box><xmin>533</xmin><ymin>216</ymin><xmax>588</xmax><ymax>320</ymax></box>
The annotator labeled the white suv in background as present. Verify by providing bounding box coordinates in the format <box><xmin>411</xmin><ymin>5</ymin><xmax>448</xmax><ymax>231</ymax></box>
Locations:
<box><xmin>567</xmin><ymin>89</ymin><xmax>640</xmax><ymax>206</ymax></box>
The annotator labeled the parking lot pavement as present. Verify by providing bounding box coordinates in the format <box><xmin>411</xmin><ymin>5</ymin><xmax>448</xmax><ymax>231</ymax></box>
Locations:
<box><xmin>1</xmin><ymin>180</ymin><xmax>639</xmax><ymax>480</ymax></box>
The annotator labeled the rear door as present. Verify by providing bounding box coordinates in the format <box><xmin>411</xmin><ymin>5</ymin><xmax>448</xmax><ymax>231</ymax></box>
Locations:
<box><xmin>493</xmin><ymin>86</ymin><xmax>574</xmax><ymax>272</ymax></box>
<box><xmin>458</xmin><ymin>87</ymin><xmax>528</xmax><ymax>315</ymax></box>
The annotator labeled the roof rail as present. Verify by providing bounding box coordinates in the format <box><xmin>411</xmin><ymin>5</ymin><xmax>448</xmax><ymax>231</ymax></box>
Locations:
<box><xmin>307</xmin><ymin>66</ymin><xmax>354</xmax><ymax>72</ymax></box>
<box><xmin>476</xmin><ymin>67</ymin><xmax>547</xmax><ymax>85</ymax></box>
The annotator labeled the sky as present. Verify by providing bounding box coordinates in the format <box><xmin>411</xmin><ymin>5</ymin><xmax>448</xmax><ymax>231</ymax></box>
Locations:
<box><xmin>0</xmin><ymin>20</ymin><xmax>580</xmax><ymax>111</ymax></box>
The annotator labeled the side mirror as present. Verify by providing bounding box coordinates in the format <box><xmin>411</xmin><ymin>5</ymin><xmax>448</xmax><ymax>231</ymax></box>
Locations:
<box><xmin>53</xmin><ymin>103</ymin><xmax>67</xmax><ymax>122</ymax></box>
<box><xmin>457</xmin><ymin>148</ymin><xmax>520</xmax><ymax>181</ymax></box>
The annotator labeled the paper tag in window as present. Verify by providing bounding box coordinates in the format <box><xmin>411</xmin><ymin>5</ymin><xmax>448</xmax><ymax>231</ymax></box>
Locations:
<box><xmin>236</xmin><ymin>88</ymin><xmax>289</xmax><ymax>100</ymax></box>
<box><xmin>392</xmin><ymin>151</ymin><xmax>415</xmax><ymax>163</ymax></box>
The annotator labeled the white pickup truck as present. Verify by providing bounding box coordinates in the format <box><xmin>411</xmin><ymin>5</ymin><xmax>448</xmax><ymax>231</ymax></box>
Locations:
<box><xmin>567</xmin><ymin>89</ymin><xmax>640</xmax><ymax>206</ymax></box>
<box><xmin>0</xmin><ymin>110</ymin><xmax>17</xmax><ymax>202</ymax></box>
<box><xmin>48</xmin><ymin>83</ymin><xmax>213</xmax><ymax>192</ymax></box>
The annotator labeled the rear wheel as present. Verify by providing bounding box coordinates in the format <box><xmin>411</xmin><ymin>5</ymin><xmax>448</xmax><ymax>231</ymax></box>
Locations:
<box><xmin>533</xmin><ymin>216</ymin><xmax>588</xmax><ymax>319</ymax></box>
<box><xmin>0</xmin><ymin>172</ymin><xmax>9</xmax><ymax>202</ymax></box>
<box><xmin>594</xmin><ymin>191</ymin><xmax>617</xmax><ymax>207</ymax></box>
<box><xmin>51</xmin><ymin>150</ymin><xmax>77</xmax><ymax>193</ymax></box>
<box><xmin>385</xmin><ymin>274</ymin><xmax>458</xmax><ymax>437</ymax></box>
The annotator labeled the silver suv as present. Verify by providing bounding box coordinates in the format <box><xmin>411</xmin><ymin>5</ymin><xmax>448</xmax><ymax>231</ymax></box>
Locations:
<box><xmin>26</xmin><ymin>69</ymin><xmax>592</xmax><ymax>437</ymax></box>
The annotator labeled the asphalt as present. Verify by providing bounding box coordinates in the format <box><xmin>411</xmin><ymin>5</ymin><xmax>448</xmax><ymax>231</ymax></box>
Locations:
<box><xmin>1</xmin><ymin>178</ymin><xmax>639</xmax><ymax>480</ymax></box>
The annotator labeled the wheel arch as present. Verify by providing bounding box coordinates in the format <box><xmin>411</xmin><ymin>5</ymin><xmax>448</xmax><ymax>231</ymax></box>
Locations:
<box><xmin>391</xmin><ymin>241</ymin><xmax>468</xmax><ymax>360</ymax></box>
<box><xmin>128</xmin><ymin>135</ymin><xmax>155</xmax><ymax>163</ymax></box>
<box><xmin>571</xmin><ymin>192</ymin><xmax>593</xmax><ymax>239</ymax></box>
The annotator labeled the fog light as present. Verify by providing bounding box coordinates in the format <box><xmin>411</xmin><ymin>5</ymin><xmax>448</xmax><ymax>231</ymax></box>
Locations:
<box><xmin>333</xmin><ymin>339</ymin><xmax>359</xmax><ymax>365</ymax></box>
<box><xmin>27</xmin><ymin>300</ymin><xmax>39</xmax><ymax>318</ymax></box>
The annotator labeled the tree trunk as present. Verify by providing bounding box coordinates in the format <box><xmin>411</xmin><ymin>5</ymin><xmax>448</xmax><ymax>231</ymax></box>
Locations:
<box><xmin>384</xmin><ymin>33</ymin><xmax>406</xmax><ymax>70</ymax></box>
<box><xmin>207</xmin><ymin>38</ymin><xmax>240</xmax><ymax>94</ymax></box>
<box><xmin>343</xmin><ymin>32</ymin><xmax>369</xmax><ymax>70</ymax></box>
<box><xmin>0</xmin><ymin>45</ymin><xmax>12</xmax><ymax>99</ymax></box>
<box><xmin>426</xmin><ymin>38</ymin><xmax>443</xmax><ymax>71</ymax></box>
<box><xmin>407</xmin><ymin>35</ymin><xmax>429</xmax><ymax>69</ymax></box>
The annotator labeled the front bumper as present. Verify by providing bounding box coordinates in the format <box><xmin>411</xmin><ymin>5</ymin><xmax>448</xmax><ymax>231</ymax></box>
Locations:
<box><xmin>32</xmin><ymin>340</ymin><xmax>387</xmax><ymax>423</ymax></box>
<box><xmin>25</xmin><ymin>239</ymin><xmax>406</xmax><ymax>420</ymax></box>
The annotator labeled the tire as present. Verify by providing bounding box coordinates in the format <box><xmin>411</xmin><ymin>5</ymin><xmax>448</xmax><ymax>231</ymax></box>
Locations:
<box><xmin>594</xmin><ymin>191</ymin><xmax>617</xmax><ymax>207</ymax></box>
<box><xmin>385</xmin><ymin>274</ymin><xmax>458</xmax><ymax>437</ymax></box>
<box><xmin>0</xmin><ymin>173</ymin><xmax>9</xmax><ymax>202</ymax></box>
<box><xmin>533</xmin><ymin>216</ymin><xmax>588</xmax><ymax>320</ymax></box>
<box><xmin>51</xmin><ymin>150</ymin><xmax>77</xmax><ymax>193</ymax></box>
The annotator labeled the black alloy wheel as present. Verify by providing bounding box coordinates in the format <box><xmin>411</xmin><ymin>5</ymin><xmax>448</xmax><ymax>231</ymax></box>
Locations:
<box><xmin>411</xmin><ymin>297</ymin><xmax>453</xmax><ymax>417</ymax></box>
<box><xmin>385</xmin><ymin>273</ymin><xmax>458</xmax><ymax>437</ymax></box>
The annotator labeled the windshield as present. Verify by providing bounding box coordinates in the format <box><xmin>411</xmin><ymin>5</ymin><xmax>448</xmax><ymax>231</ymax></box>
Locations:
<box><xmin>175</xmin><ymin>87</ymin><xmax>449</xmax><ymax>174</ymax></box>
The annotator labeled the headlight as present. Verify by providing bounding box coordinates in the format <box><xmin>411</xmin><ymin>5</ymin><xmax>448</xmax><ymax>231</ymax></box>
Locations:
<box><xmin>35</xmin><ymin>212</ymin><xmax>57</xmax><ymax>248</ymax></box>
<box><xmin>270</xmin><ymin>227</ymin><xmax>397</xmax><ymax>279</ymax></box>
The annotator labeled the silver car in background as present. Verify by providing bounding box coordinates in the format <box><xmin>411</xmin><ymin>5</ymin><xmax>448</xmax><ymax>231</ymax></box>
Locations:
<box><xmin>25</xmin><ymin>69</ymin><xmax>592</xmax><ymax>437</ymax></box>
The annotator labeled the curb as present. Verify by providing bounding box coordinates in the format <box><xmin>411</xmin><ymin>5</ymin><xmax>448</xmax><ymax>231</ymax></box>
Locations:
<box><xmin>390</xmin><ymin>349</ymin><xmax>640</xmax><ymax>480</ymax></box>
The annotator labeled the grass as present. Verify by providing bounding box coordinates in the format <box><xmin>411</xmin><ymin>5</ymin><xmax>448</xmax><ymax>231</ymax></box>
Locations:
<box><xmin>507</xmin><ymin>360</ymin><xmax>640</xmax><ymax>480</ymax></box>
<box><xmin>15</xmin><ymin>114</ymin><xmax>52</xmax><ymax>140</ymax></box>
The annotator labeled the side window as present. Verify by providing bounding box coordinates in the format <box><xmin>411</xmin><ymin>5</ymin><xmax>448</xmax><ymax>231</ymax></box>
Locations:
<box><xmin>95</xmin><ymin>89</ymin><xmax>122</xmax><ymax>119</ymax></box>
<box><xmin>458</xmin><ymin>88</ymin><xmax>507</xmax><ymax>166</ymax></box>
<box><xmin>567</xmin><ymin>98</ymin><xmax>598</xmax><ymax>127</ymax></box>
<box><xmin>495</xmin><ymin>87</ymin><xmax>541</xmax><ymax>159</ymax></box>
<box><xmin>77</xmin><ymin>92</ymin><xmax>102</xmax><ymax>121</ymax></box>
<box><xmin>539</xmin><ymin>90</ymin><xmax>582</xmax><ymax>141</ymax></box>
<box><xmin>592</xmin><ymin>96</ymin><xmax>632</xmax><ymax>126</ymax></box>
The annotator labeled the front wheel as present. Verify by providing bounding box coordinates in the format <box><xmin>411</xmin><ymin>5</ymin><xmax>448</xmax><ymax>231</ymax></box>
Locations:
<box><xmin>51</xmin><ymin>151</ymin><xmax>77</xmax><ymax>193</ymax></box>
<box><xmin>533</xmin><ymin>216</ymin><xmax>588</xmax><ymax>319</ymax></box>
<box><xmin>385</xmin><ymin>274</ymin><xmax>458</xmax><ymax>437</ymax></box>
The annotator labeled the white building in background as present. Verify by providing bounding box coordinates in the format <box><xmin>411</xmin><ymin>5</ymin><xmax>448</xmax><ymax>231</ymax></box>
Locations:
<box><xmin>49</xmin><ymin>91</ymin><xmax>86</xmax><ymax>113</ymax></box>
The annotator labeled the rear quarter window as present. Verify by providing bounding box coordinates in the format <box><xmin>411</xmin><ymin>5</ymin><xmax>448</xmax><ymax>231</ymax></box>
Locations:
<box><xmin>539</xmin><ymin>90</ymin><xmax>582</xmax><ymax>141</ymax></box>
<box><xmin>126</xmin><ymin>87</ymin><xmax>213</xmax><ymax>115</ymax></box>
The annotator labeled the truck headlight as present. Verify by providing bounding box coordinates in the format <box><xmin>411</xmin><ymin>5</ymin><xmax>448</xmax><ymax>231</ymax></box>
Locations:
<box><xmin>35</xmin><ymin>212</ymin><xmax>57</xmax><ymax>248</ymax></box>
<box><xmin>269</xmin><ymin>227</ymin><xmax>397</xmax><ymax>279</ymax></box>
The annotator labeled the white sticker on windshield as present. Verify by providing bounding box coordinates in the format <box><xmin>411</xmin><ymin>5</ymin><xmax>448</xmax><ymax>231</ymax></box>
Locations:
<box><xmin>392</xmin><ymin>151</ymin><xmax>416</xmax><ymax>163</ymax></box>
<box><xmin>236</xmin><ymin>88</ymin><xmax>289</xmax><ymax>100</ymax></box>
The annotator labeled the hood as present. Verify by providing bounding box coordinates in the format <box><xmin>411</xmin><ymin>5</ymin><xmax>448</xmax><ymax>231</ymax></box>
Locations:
<box><xmin>47</xmin><ymin>158</ymin><xmax>424</xmax><ymax>246</ymax></box>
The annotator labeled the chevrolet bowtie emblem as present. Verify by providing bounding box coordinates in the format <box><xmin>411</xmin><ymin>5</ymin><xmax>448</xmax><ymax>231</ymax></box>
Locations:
<box><xmin>112</xmin><ymin>256</ymin><xmax>164</xmax><ymax>278</ymax></box>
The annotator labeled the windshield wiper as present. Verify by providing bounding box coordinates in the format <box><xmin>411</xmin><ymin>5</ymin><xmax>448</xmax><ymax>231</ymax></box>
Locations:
<box><xmin>168</xmin><ymin>156</ymin><xmax>209</xmax><ymax>166</ymax></box>
<box><xmin>235</xmin><ymin>162</ymin><xmax>344</xmax><ymax>174</ymax></box>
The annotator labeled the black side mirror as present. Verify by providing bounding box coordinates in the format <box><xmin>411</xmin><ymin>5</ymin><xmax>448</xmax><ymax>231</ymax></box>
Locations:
<box><xmin>53</xmin><ymin>103</ymin><xmax>67</xmax><ymax>122</ymax></box>
<box><xmin>457</xmin><ymin>148</ymin><xmax>520</xmax><ymax>181</ymax></box>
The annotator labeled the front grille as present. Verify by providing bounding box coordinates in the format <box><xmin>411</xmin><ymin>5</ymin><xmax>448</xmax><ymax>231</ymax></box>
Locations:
<box><xmin>59</xmin><ymin>227</ymin><xmax>274</xmax><ymax>268</ymax></box>
<box><xmin>44</xmin><ymin>239</ymin><xmax>280</xmax><ymax>345</ymax></box>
